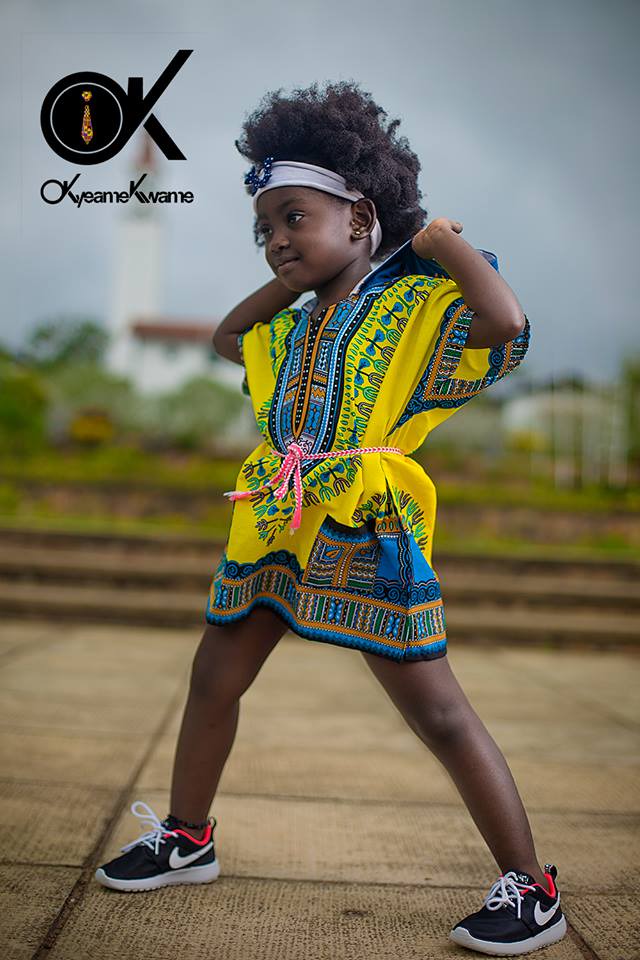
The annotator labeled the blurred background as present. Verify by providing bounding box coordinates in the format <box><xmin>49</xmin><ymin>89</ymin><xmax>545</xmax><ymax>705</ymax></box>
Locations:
<box><xmin>1</xmin><ymin>0</ymin><xmax>638</xmax><ymax>558</ymax></box>
<box><xmin>1</xmin><ymin>7</ymin><xmax>639</xmax><ymax>958</ymax></box>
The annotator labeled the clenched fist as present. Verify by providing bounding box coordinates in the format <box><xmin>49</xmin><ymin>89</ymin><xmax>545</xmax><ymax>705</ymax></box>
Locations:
<box><xmin>411</xmin><ymin>217</ymin><xmax>464</xmax><ymax>260</ymax></box>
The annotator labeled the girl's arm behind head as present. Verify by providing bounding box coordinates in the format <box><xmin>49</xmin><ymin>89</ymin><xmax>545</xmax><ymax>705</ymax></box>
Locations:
<box><xmin>212</xmin><ymin>276</ymin><xmax>301</xmax><ymax>363</ymax></box>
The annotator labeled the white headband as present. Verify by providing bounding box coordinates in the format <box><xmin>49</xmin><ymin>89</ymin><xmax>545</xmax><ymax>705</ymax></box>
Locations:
<box><xmin>244</xmin><ymin>157</ymin><xmax>383</xmax><ymax>257</ymax></box>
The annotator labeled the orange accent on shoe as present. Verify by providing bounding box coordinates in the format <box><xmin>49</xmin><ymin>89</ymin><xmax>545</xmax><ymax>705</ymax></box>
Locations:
<box><xmin>166</xmin><ymin>825</ymin><xmax>211</xmax><ymax>844</ymax></box>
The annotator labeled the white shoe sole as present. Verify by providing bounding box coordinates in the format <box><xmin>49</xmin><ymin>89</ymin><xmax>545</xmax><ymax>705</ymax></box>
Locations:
<box><xmin>94</xmin><ymin>858</ymin><xmax>220</xmax><ymax>892</ymax></box>
<box><xmin>449</xmin><ymin>914</ymin><xmax>567</xmax><ymax>956</ymax></box>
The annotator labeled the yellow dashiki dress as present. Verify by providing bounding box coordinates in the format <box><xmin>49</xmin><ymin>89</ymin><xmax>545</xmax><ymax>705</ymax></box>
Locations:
<box><xmin>205</xmin><ymin>238</ymin><xmax>531</xmax><ymax>661</ymax></box>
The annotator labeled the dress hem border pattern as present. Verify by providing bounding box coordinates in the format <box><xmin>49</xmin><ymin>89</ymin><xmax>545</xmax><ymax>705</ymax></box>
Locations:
<box><xmin>204</xmin><ymin>584</ymin><xmax>448</xmax><ymax>663</ymax></box>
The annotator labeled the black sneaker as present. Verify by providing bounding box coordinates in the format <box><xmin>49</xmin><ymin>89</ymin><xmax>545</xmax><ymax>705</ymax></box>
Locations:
<box><xmin>94</xmin><ymin>800</ymin><xmax>220</xmax><ymax>892</ymax></box>
<box><xmin>449</xmin><ymin>864</ymin><xmax>567</xmax><ymax>956</ymax></box>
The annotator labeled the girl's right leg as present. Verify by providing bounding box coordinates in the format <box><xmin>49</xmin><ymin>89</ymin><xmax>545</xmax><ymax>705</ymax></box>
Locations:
<box><xmin>168</xmin><ymin>605</ymin><xmax>288</xmax><ymax>837</ymax></box>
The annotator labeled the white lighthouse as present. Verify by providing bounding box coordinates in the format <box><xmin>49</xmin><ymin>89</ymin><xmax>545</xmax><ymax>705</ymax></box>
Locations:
<box><xmin>104</xmin><ymin>131</ymin><xmax>166</xmax><ymax>384</ymax></box>
<box><xmin>103</xmin><ymin>132</ymin><xmax>244</xmax><ymax>403</ymax></box>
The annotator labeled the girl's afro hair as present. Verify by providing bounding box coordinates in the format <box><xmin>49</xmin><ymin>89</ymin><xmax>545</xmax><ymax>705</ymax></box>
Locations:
<box><xmin>234</xmin><ymin>79</ymin><xmax>428</xmax><ymax>261</ymax></box>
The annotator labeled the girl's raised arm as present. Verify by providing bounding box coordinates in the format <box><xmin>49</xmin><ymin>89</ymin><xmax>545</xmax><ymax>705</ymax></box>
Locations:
<box><xmin>213</xmin><ymin>277</ymin><xmax>301</xmax><ymax>364</ymax></box>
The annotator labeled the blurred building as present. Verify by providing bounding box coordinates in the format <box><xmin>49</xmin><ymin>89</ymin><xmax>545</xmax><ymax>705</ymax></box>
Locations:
<box><xmin>104</xmin><ymin>132</ymin><xmax>238</xmax><ymax>397</ymax></box>
<box><xmin>502</xmin><ymin>377</ymin><xmax>631</xmax><ymax>486</ymax></box>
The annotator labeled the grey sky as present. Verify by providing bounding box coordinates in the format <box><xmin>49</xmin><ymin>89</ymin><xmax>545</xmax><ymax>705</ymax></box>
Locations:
<box><xmin>2</xmin><ymin>0</ymin><xmax>639</xmax><ymax>385</ymax></box>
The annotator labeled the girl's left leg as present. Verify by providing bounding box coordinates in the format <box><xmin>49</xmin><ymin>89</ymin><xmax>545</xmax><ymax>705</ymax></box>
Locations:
<box><xmin>360</xmin><ymin>650</ymin><xmax>548</xmax><ymax>888</ymax></box>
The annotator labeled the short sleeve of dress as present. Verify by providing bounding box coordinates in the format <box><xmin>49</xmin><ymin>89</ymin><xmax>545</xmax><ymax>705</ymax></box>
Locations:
<box><xmin>394</xmin><ymin>278</ymin><xmax>531</xmax><ymax>429</ymax></box>
<box><xmin>236</xmin><ymin>332</ymin><xmax>250</xmax><ymax>396</ymax></box>
<box><xmin>235</xmin><ymin>310</ymin><xmax>298</xmax><ymax>414</ymax></box>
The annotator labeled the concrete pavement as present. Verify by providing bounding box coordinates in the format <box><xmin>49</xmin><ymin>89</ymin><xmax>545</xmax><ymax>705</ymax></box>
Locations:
<box><xmin>0</xmin><ymin>619</ymin><xmax>638</xmax><ymax>959</ymax></box>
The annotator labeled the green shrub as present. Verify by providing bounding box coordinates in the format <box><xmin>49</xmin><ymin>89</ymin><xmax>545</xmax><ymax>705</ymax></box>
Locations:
<box><xmin>0</xmin><ymin>359</ymin><xmax>49</xmax><ymax>455</ymax></box>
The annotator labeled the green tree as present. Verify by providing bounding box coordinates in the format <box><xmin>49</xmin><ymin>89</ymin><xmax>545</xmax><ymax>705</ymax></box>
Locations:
<box><xmin>42</xmin><ymin>362</ymin><xmax>138</xmax><ymax>443</ymax></box>
<box><xmin>151</xmin><ymin>376</ymin><xmax>245</xmax><ymax>451</ymax></box>
<box><xmin>0</xmin><ymin>357</ymin><xmax>49</xmax><ymax>454</ymax></box>
<box><xmin>21</xmin><ymin>316</ymin><xmax>108</xmax><ymax>369</ymax></box>
<box><xmin>622</xmin><ymin>356</ymin><xmax>640</xmax><ymax>466</ymax></box>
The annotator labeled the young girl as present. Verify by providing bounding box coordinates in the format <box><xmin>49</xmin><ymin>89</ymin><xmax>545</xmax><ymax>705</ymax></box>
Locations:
<box><xmin>95</xmin><ymin>81</ymin><xmax>566</xmax><ymax>956</ymax></box>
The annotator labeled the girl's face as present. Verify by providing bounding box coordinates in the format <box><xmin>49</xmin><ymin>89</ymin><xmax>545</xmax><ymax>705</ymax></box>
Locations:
<box><xmin>255</xmin><ymin>186</ymin><xmax>372</xmax><ymax>293</ymax></box>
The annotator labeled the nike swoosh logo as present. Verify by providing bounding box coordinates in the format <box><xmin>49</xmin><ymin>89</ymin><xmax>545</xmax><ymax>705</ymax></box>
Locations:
<box><xmin>169</xmin><ymin>842</ymin><xmax>213</xmax><ymax>869</ymax></box>
<box><xmin>534</xmin><ymin>897</ymin><xmax>561</xmax><ymax>925</ymax></box>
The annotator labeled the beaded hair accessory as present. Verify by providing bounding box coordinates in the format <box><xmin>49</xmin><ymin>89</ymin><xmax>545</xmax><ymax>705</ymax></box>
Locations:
<box><xmin>244</xmin><ymin>155</ymin><xmax>275</xmax><ymax>196</ymax></box>
<box><xmin>243</xmin><ymin>156</ymin><xmax>383</xmax><ymax>256</ymax></box>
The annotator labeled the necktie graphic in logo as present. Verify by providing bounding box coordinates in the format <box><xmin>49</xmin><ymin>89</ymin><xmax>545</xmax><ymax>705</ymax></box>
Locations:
<box><xmin>41</xmin><ymin>50</ymin><xmax>192</xmax><ymax>164</ymax></box>
<box><xmin>81</xmin><ymin>91</ymin><xmax>93</xmax><ymax>145</ymax></box>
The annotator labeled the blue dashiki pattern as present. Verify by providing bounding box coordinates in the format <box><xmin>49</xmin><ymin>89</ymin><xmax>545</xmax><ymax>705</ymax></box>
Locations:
<box><xmin>205</xmin><ymin>238</ymin><xmax>530</xmax><ymax>661</ymax></box>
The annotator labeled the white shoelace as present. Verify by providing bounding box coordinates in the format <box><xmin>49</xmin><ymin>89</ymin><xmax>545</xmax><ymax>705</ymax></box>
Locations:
<box><xmin>483</xmin><ymin>872</ymin><xmax>537</xmax><ymax>920</ymax></box>
<box><xmin>119</xmin><ymin>800</ymin><xmax>178</xmax><ymax>855</ymax></box>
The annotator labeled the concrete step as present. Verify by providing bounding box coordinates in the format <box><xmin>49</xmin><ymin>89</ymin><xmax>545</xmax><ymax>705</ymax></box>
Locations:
<box><xmin>0</xmin><ymin>546</ymin><xmax>217</xmax><ymax>590</ymax></box>
<box><xmin>0</xmin><ymin>546</ymin><xmax>637</xmax><ymax>612</ymax></box>
<box><xmin>440</xmin><ymin>571</ymin><xmax>640</xmax><ymax>611</ymax></box>
<box><xmin>0</xmin><ymin>525</ymin><xmax>638</xmax><ymax>580</ymax></box>
<box><xmin>0</xmin><ymin>580</ymin><xmax>637</xmax><ymax>647</ymax></box>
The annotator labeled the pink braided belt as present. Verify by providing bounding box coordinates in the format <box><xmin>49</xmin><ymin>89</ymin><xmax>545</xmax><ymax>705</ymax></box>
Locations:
<box><xmin>223</xmin><ymin>440</ymin><xmax>406</xmax><ymax>535</ymax></box>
